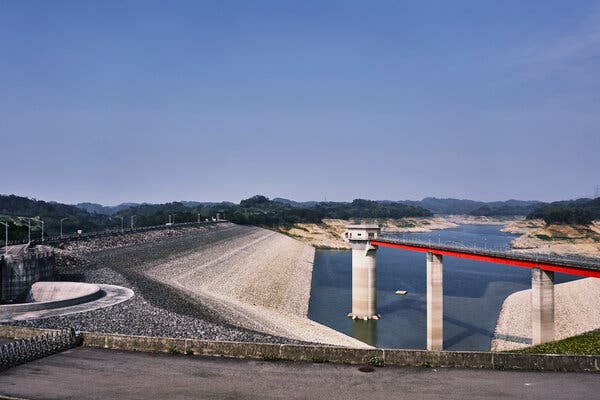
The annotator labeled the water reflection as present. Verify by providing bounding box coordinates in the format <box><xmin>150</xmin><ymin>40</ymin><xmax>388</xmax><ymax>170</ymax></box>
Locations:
<box><xmin>352</xmin><ymin>320</ymin><xmax>377</xmax><ymax>346</ymax></box>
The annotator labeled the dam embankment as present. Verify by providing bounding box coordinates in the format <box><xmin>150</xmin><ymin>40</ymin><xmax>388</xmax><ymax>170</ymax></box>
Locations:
<box><xmin>3</xmin><ymin>224</ymin><xmax>367</xmax><ymax>348</ymax></box>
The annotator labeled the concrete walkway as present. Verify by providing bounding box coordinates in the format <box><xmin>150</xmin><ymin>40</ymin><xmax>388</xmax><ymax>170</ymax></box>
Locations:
<box><xmin>0</xmin><ymin>347</ymin><xmax>598</xmax><ymax>400</ymax></box>
<box><xmin>0</xmin><ymin>284</ymin><xmax>134</xmax><ymax>322</ymax></box>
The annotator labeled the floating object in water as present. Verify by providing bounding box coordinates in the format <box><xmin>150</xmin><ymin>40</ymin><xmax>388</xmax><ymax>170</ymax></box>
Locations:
<box><xmin>395</xmin><ymin>290</ymin><xmax>408</xmax><ymax>295</ymax></box>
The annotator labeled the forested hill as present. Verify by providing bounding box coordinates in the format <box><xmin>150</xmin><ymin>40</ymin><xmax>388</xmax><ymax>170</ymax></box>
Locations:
<box><xmin>112</xmin><ymin>196</ymin><xmax>433</xmax><ymax>227</ymax></box>
<box><xmin>0</xmin><ymin>194</ymin><xmax>432</xmax><ymax>243</ymax></box>
<box><xmin>0</xmin><ymin>194</ymin><xmax>111</xmax><ymax>240</ymax></box>
<box><xmin>468</xmin><ymin>200</ymin><xmax>543</xmax><ymax>217</ymax></box>
<box><xmin>399</xmin><ymin>197</ymin><xmax>543</xmax><ymax>215</ymax></box>
<box><xmin>527</xmin><ymin>198</ymin><xmax>600</xmax><ymax>225</ymax></box>
<box><xmin>75</xmin><ymin>202</ymin><xmax>141</xmax><ymax>215</ymax></box>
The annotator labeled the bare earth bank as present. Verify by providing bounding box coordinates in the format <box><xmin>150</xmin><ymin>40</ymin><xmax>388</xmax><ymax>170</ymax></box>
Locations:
<box><xmin>279</xmin><ymin>215</ymin><xmax>521</xmax><ymax>250</ymax></box>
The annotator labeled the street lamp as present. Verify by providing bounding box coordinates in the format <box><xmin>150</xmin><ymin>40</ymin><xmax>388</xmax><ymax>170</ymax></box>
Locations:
<box><xmin>0</xmin><ymin>221</ymin><xmax>7</xmax><ymax>256</ymax></box>
<box><xmin>60</xmin><ymin>218</ymin><xmax>69</xmax><ymax>239</ymax></box>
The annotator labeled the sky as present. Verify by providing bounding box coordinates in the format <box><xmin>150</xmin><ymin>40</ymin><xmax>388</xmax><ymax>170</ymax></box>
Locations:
<box><xmin>1</xmin><ymin>1</ymin><xmax>599</xmax><ymax>205</ymax></box>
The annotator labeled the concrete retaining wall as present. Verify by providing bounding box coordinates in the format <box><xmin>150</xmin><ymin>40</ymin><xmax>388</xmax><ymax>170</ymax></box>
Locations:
<box><xmin>0</xmin><ymin>325</ymin><xmax>598</xmax><ymax>372</ymax></box>
<box><xmin>0</xmin><ymin>249</ymin><xmax>54</xmax><ymax>303</ymax></box>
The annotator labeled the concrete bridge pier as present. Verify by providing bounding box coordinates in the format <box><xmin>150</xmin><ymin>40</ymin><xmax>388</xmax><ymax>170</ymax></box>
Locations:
<box><xmin>344</xmin><ymin>225</ymin><xmax>381</xmax><ymax>320</ymax></box>
<box><xmin>427</xmin><ymin>252</ymin><xmax>443</xmax><ymax>351</ymax></box>
<box><xmin>531</xmin><ymin>268</ymin><xmax>554</xmax><ymax>345</ymax></box>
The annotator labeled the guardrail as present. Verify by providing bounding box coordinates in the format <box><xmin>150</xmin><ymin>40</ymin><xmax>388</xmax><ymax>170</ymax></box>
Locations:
<box><xmin>1</xmin><ymin>220</ymin><xmax>228</xmax><ymax>248</ymax></box>
<box><xmin>0</xmin><ymin>328</ymin><xmax>79</xmax><ymax>371</ymax></box>
<box><xmin>2</xmin><ymin>326</ymin><xmax>599</xmax><ymax>372</ymax></box>
<box><xmin>377</xmin><ymin>235</ymin><xmax>600</xmax><ymax>271</ymax></box>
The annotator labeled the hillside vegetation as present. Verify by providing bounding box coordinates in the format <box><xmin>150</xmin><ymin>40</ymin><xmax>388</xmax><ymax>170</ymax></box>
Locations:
<box><xmin>527</xmin><ymin>198</ymin><xmax>600</xmax><ymax>225</ymax></box>
<box><xmin>0</xmin><ymin>194</ymin><xmax>431</xmax><ymax>244</ymax></box>
<box><xmin>0</xmin><ymin>194</ymin><xmax>111</xmax><ymax>241</ymax></box>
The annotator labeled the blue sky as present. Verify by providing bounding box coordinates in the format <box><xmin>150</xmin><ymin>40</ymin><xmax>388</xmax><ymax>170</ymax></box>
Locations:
<box><xmin>1</xmin><ymin>1</ymin><xmax>598</xmax><ymax>205</ymax></box>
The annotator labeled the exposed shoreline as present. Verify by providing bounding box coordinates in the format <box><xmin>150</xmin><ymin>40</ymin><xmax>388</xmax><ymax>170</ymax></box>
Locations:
<box><xmin>492</xmin><ymin>278</ymin><xmax>600</xmax><ymax>351</ymax></box>
<box><xmin>278</xmin><ymin>215</ymin><xmax>522</xmax><ymax>250</ymax></box>
<box><xmin>503</xmin><ymin>219</ymin><xmax>600</xmax><ymax>258</ymax></box>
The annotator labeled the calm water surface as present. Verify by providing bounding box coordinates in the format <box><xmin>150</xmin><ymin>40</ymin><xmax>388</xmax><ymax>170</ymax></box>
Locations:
<box><xmin>308</xmin><ymin>224</ymin><xmax>578</xmax><ymax>350</ymax></box>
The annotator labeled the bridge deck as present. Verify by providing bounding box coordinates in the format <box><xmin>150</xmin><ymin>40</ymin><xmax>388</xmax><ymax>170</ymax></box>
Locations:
<box><xmin>371</xmin><ymin>237</ymin><xmax>600</xmax><ymax>278</ymax></box>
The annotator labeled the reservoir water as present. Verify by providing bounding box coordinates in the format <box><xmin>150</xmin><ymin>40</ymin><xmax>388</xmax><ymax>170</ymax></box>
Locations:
<box><xmin>308</xmin><ymin>224</ymin><xmax>579</xmax><ymax>350</ymax></box>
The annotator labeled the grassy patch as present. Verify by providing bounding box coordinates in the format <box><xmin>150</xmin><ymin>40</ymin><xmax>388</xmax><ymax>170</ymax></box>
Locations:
<box><xmin>311</xmin><ymin>357</ymin><xmax>329</xmax><ymax>364</ymax></box>
<box><xmin>510</xmin><ymin>330</ymin><xmax>600</xmax><ymax>355</ymax></box>
<box><xmin>168</xmin><ymin>347</ymin><xmax>182</xmax><ymax>355</ymax></box>
<box><xmin>367</xmin><ymin>356</ymin><xmax>384</xmax><ymax>367</ymax></box>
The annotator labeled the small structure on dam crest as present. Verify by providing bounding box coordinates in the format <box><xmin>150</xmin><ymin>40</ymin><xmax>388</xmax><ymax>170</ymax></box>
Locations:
<box><xmin>344</xmin><ymin>224</ymin><xmax>380</xmax><ymax>320</ymax></box>
<box><xmin>1</xmin><ymin>245</ymin><xmax>54</xmax><ymax>303</ymax></box>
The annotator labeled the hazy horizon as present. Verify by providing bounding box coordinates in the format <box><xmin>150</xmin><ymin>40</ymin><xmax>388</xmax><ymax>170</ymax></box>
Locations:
<box><xmin>2</xmin><ymin>1</ymin><xmax>598</xmax><ymax>204</ymax></box>
<box><xmin>1</xmin><ymin>191</ymin><xmax>588</xmax><ymax>208</ymax></box>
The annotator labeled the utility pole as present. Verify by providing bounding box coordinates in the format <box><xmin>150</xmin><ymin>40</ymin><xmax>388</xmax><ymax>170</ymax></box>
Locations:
<box><xmin>0</xmin><ymin>221</ymin><xmax>7</xmax><ymax>256</ymax></box>
<box><xmin>131</xmin><ymin>215</ymin><xmax>136</xmax><ymax>229</ymax></box>
<box><xmin>60</xmin><ymin>218</ymin><xmax>69</xmax><ymax>239</ymax></box>
<box><xmin>40</xmin><ymin>220</ymin><xmax>44</xmax><ymax>243</ymax></box>
<box><xmin>197</xmin><ymin>213</ymin><xmax>201</xmax><ymax>223</ymax></box>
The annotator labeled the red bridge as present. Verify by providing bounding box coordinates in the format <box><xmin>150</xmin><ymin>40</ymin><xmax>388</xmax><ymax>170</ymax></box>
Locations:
<box><xmin>371</xmin><ymin>237</ymin><xmax>600</xmax><ymax>279</ymax></box>
<box><xmin>343</xmin><ymin>225</ymin><xmax>600</xmax><ymax>351</ymax></box>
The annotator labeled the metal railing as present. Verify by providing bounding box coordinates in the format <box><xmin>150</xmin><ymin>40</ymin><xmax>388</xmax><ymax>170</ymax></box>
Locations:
<box><xmin>1</xmin><ymin>220</ymin><xmax>228</xmax><ymax>248</ymax></box>
<box><xmin>376</xmin><ymin>235</ymin><xmax>600</xmax><ymax>271</ymax></box>
<box><xmin>0</xmin><ymin>328</ymin><xmax>80</xmax><ymax>370</ymax></box>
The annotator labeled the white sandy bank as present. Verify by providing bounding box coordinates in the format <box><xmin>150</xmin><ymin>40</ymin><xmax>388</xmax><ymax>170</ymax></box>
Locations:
<box><xmin>492</xmin><ymin>277</ymin><xmax>600</xmax><ymax>351</ymax></box>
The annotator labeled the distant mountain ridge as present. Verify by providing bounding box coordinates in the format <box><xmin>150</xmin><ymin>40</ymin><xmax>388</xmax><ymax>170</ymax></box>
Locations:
<box><xmin>3</xmin><ymin>193</ymin><xmax>577</xmax><ymax>244</ymax></box>
<box><xmin>75</xmin><ymin>202</ymin><xmax>141</xmax><ymax>215</ymax></box>
<box><xmin>75</xmin><ymin>197</ymin><xmax>547</xmax><ymax>216</ymax></box>
<box><xmin>395</xmin><ymin>197</ymin><xmax>543</xmax><ymax>215</ymax></box>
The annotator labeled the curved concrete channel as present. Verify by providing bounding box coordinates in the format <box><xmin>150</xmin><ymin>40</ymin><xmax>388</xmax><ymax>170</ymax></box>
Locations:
<box><xmin>0</xmin><ymin>282</ymin><xmax>134</xmax><ymax>322</ymax></box>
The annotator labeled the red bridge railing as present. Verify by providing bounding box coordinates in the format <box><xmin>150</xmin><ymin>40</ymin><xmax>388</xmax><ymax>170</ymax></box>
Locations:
<box><xmin>371</xmin><ymin>237</ymin><xmax>600</xmax><ymax>278</ymax></box>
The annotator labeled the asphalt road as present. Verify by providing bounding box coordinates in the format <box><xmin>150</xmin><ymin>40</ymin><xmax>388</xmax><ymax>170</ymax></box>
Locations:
<box><xmin>1</xmin><ymin>348</ymin><xmax>599</xmax><ymax>400</ymax></box>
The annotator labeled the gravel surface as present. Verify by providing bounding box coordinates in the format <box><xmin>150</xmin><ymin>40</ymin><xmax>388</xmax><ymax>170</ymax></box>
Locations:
<box><xmin>3</xmin><ymin>225</ymin><xmax>305</xmax><ymax>344</ymax></box>
<box><xmin>3</xmin><ymin>224</ymin><xmax>367</xmax><ymax>347</ymax></box>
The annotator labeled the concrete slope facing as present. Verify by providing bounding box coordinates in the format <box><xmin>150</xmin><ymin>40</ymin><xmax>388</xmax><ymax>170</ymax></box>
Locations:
<box><xmin>144</xmin><ymin>226</ymin><xmax>370</xmax><ymax>348</ymax></box>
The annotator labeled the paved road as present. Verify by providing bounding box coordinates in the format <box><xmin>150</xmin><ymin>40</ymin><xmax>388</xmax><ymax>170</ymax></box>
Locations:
<box><xmin>0</xmin><ymin>348</ymin><xmax>598</xmax><ymax>399</ymax></box>
<box><xmin>1</xmin><ymin>244</ymin><xmax>28</xmax><ymax>256</ymax></box>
